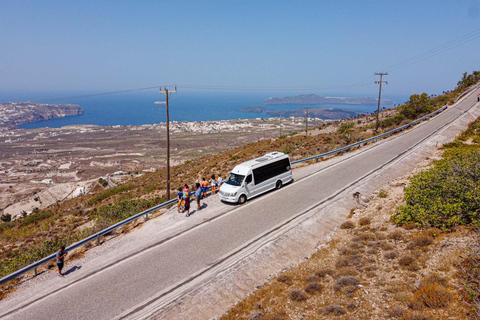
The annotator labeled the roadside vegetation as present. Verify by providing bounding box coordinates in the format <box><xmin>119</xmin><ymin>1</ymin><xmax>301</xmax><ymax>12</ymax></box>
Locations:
<box><xmin>1</xmin><ymin>71</ymin><xmax>479</xmax><ymax>302</ymax></box>
<box><xmin>220</xmin><ymin>97</ymin><xmax>480</xmax><ymax>320</ymax></box>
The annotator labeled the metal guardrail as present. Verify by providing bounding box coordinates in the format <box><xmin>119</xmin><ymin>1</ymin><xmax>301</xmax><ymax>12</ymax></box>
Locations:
<box><xmin>291</xmin><ymin>82</ymin><xmax>480</xmax><ymax>166</ymax></box>
<box><xmin>291</xmin><ymin>104</ymin><xmax>447</xmax><ymax>165</ymax></box>
<box><xmin>1</xmin><ymin>85</ymin><xmax>479</xmax><ymax>285</ymax></box>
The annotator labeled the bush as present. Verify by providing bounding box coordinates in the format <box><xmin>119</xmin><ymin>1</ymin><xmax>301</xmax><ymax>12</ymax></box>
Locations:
<box><xmin>457</xmin><ymin>241</ymin><xmax>480</xmax><ymax>318</ymax></box>
<box><xmin>403</xmin><ymin>311</ymin><xmax>432</xmax><ymax>320</ymax></box>
<box><xmin>359</xmin><ymin>217</ymin><xmax>371</xmax><ymax>226</ymax></box>
<box><xmin>1</xmin><ymin>213</ymin><xmax>12</xmax><ymax>222</ymax></box>
<box><xmin>277</xmin><ymin>274</ymin><xmax>291</xmax><ymax>285</ymax></box>
<box><xmin>389</xmin><ymin>230</ymin><xmax>404</xmax><ymax>240</ymax></box>
<box><xmin>88</xmin><ymin>184</ymin><xmax>136</xmax><ymax>205</ymax></box>
<box><xmin>420</xmin><ymin>273</ymin><xmax>448</xmax><ymax>288</ymax></box>
<box><xmin>388</xmin><ymin>305</ymin><xmax>405</xmax><ymax>318</ymax></box>
<box><xmin>20</xmin><ymin>211</ymin><xmax>53</xmax><ymax>226</ymax></box>
<box><xmin>380</xmin><ymin>113</ymin><xmax>406</xmax><ymax>128</ymax></box>
<box><xmin>338</xmin><ymin>122</ymin><xmax>355</xmax><ymax>134</ymax></box>
<box><xmin>399</xmin><ymin>255</ymin><xmax>415</xmax><ymax>267</ymax></box>
<box><xmin>305</xmin><ymin>282</ymin><xmax>323</xmax><ymax>294</ymax></box>
<box><xmin>315</xmin><ymin>268</ymin><xmax>335</xmax><ymax>278</ymax></box>
<box><xmin>415</xmin><ymin>284</ymin><xmax>452</xmax><ymax>308</ymax></box>
<box><xmin>98</xmin><ymin>178</ymin><xmax>108</xmax><ymax>187</ymax></box>
<box><xmin>333</xmin><ymin>276</ymin><xmax>359</xmax><ymax>293</ymax></box>
<box><xmin>409</xmin><ymin>235</ymin><xmax>434</xmax><ymax>248</ymax></box>
<box><xmin>392</xmin><ymin>148</ymin><xmax>480</xmax><ymax>229</ymax></box>
<box><xmin>290</xmin><ymin>289</ymin><xmax>307</xmax><ymax>301</ymax></box>
<box><xmin>340</xmin><ymin>221</ymin><xmax>355</xmax><ymax>229</ymax></box>
<box><xmin>384</xmin><ymin>251</ymin><xmax>398</xmax><ymax>260</ymax></box>
<box><xmin>322</xmin><ymin>304</ymin><xmax>347</xmax><ymax>316</ymax></box>
<box><xmin>378</xmin><ymin>189</ymin><xmax>388</xmax><ymax>198</ymax></box>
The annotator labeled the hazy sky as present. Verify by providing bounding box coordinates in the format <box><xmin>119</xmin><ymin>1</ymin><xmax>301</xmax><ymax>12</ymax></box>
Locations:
<box><xmin>1</xmin><ymin>1</ymin><xmax>480</xmax><ymax>98</ymax></box>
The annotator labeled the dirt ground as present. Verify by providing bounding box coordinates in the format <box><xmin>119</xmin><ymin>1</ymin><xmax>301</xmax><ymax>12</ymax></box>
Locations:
<box><xmin>219</xmin><ymin>151</ymin><xmax>476</xmax><ymax>320</ymax></box>
<box><xmin>0</xmin><ymin>117</ymin><xmax>317</xmax><ymax>218</ymax></box>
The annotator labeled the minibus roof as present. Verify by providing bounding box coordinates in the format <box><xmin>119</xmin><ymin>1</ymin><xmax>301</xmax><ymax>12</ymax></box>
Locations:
<box><xmin>230</xmin><ymin>152</ymin><xmax>288</xmax><ymax>175</ymax></box>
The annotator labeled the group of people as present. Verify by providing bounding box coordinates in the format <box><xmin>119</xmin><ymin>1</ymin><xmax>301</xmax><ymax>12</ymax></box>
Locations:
<box><xmin>177</xmin><ymin>174</ymin><xmax>223</xmax><ymax>217</ymax></box>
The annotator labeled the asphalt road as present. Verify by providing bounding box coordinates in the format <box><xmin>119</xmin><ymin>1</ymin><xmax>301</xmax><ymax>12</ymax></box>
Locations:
<box><xmin>1</xmin><ymin>87</ymin><xmax>479</xmax><ymax>320</ymax></box>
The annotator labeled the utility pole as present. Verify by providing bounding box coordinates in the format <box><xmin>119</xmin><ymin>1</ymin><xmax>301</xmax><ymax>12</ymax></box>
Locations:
<box><xmin>155</xmin><ymin>85</ymin><xmax>176</xmax><ymax>201</ymax></box>
<box><xmin>305</xmin><ymin>107</ymin><xmax>309</xmax><ymax>136</ymax></box>
<box><xmin>374</xmin><ymin>72</ymin><xmax>388</xmax><ymax>132</ymax></box>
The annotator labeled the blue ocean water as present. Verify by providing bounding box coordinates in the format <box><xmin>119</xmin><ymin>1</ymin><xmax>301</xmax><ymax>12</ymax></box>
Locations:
<box><xmin>0</xmin><ymin>90</ymin><xmax>407</xmax><ymax>129</ymax></box>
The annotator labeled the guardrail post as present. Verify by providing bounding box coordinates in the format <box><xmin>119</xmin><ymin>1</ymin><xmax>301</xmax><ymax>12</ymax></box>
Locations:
<box><xmin>97</xmin><ymin>235</ymin><xmax>100</xmax><ymax>245</ymax></box>
<box><xmin>146</xmin><ymin>212</ymin><xmax>149</xmax><ymax>221</ymax></box>
<box><xmin>34</xmin><ymin>267</ymin><xmax>37</xmax><ymax>277</ymax></box>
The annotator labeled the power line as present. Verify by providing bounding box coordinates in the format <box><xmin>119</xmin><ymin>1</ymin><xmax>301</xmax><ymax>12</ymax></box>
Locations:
<box><xmin>14</xmin><ymin>27</ymin><xmax>480</xmax><ymax>104</ymax></box>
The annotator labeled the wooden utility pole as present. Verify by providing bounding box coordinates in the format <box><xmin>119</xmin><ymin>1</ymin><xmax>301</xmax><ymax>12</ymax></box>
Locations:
<box><xmin>374</xmin><ymin>72</ymin><xmax>388</xmax><ymax>132</ymax></box>
<box><xmin>156</xmin><ymin>85</ymin><xmax>176</xmax><ymax>201</ymax></box>
<box><xmin>305</xmin><ymin>107</ymin><xmax>309</xmax><ymax>136</ymax></box>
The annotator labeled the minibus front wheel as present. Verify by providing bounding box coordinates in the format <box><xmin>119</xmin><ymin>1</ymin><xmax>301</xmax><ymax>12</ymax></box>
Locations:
<box><xmin>238</xmin><ymin>194</ymin><xmax>247</xmax><ymax>204</ymax></box>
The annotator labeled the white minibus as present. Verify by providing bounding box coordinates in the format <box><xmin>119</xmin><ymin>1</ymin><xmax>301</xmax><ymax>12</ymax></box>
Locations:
<box><xmin>219</xmin><ymin>152</ymin><xmax>293</xmax><ymax>204</ymax></box>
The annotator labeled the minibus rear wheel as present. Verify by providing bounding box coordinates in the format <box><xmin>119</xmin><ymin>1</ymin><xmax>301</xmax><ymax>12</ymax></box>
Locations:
<box><xmin>276</xmin><ymin>180</ymin><xmax>282</xmax><ymax>189</ymax></box>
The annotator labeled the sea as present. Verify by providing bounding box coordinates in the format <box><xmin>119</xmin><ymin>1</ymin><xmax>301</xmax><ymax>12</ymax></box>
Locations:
<box><xmin>0</xmin><ymin>90</ymin><xmax>409</xmax><ymax>129</ymax></box>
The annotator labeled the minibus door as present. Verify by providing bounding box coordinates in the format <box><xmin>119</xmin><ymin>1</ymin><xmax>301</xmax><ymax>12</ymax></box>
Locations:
<box><xmin>244</xmin><ymin>174</ymin><xmax>254</xmax><ymax>197</ymax></box>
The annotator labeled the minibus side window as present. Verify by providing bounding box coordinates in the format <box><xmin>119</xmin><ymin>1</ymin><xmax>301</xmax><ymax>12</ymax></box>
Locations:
<box><xmin>245</xmin><ymin>174</ymin><xmax>252</xmax><ymax>185</ymax></box>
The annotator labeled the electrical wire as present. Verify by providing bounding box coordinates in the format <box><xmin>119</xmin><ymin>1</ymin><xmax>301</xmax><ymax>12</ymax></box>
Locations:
<box><xmin>20</xmin><ymin>27</ymin><xmax>480</xmax><ymax>103</ymax></box>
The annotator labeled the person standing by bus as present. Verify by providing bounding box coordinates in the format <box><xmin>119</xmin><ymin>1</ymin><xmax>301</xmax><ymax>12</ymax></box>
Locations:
<box><xmin>177</xmin><ymin>187</ymin><xmax>184</xmax><ymax>213</ymax></box>
<box><xmin>201</xmin><ymin>177</ymin><xmax>208</xmax><ymax>198</ymax></box>
<box><xmin>217</xmin><ymin>174</ymin><xmax>223</xmax><ymax>187</ymax></box>
<box><xmin>195</xmin><ymin>183</ymin><xmax>201</xmax><ymax>210</ymax></box>
<box><xmin>210</xmin><ymin>174</ymin><xmax>216</xmax><ymax>195</ymax></box>
<box><xmin>184</xmin><ymin>188</ymin><xmax>191</xmax><ymax>217</ymax></box>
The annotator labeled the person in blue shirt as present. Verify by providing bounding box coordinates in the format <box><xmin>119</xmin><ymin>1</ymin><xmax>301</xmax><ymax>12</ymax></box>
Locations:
<box><xmin>56</xmin><ymin>246</ymin><xmax>67</xmax><ymax>277</ymax></box>
<box><xmin>195</xmin><ymin>183</ymin><xmax>202</xmax><ymax>210</ymax></box>
<box><xmin>177</xmin><ymin>187</ymin><xmax>184</xmax><ymax>213</ymax></box>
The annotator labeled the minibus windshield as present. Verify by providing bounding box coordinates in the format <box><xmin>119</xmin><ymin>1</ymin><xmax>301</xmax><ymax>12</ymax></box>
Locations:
<box><xmin>225</xmin><ymin>173</ymin><xmax>245</xmax><ymax>186</ymax></box>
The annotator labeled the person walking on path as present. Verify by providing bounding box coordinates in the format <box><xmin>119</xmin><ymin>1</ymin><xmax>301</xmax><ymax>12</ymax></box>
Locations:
<box><xmin>210</xmin><ymin>174</ymin><xmax>216</xmax><ymax>195</ymax></box>
<box><xmin>217</xmin><ymin>174</ymin><xmax>223</xmax><ymax>187</ymax></box>
<box><xmin>201</xmin><ymin>178</ymin><xmax>208</xmax><ymax>198</ymax></box>
<box><xmin>56</xmin><ymin>246</ymin><xmax>67</xmax><ymax>277</ymax></box>
<box><xmin>177</xmin><ymin>187</ymin><xmax>184</xmax><ymax>213</ymax></box>
<box><xmin>184</xmin><ymin>188</ymin><xmax>191</xmax><ymax>217</ymax></box>
<box><xmin>195</xmin><ymin>183</ymin><xmax>201</xmax><ymax>210</ymax></box>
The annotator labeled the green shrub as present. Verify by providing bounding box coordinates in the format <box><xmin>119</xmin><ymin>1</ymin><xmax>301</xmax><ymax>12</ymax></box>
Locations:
<box><xmin>338</xmin><ymin>122</ymin><xmax>355</xmax><ymax>134</ymax></box>
<box><xmin>1</xmin><ymin>213</ymin><xmax>12</xmax><ymax>222</ymax></box>
<box><xmin>20</xmin><ymin>211</ymin><xmax>53</xmax><ymax>226</ymax></box>
<box><xmin>98</xmin><ymin>178</ymin><xmax>108</xmax><ymax>187</ymax></box>
<box><xmin>88</xmin><ymin>184</ymin><xmax>136</xmax><ymax>205</ymax></box>
<box><xmin>280</xmin><ymin>145</ymin><xmax>296</xmax><ymax>154</ymax></box>
<box><xmin>392</xmin><ymin>148</ymin><xmax>480</xmax><ymax>229</ymax></box>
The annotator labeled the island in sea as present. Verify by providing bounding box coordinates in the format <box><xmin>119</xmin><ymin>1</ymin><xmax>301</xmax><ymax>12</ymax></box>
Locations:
<box><xmin>239</xmin><ymin>106</ymin><xmax>272</xmax><ymax>113</ymax></box>
<box><xmin>266</xmin><ymin>107</ymin><xmax>366</xmax><ymax>119</ymax></box>
<box><xmin>0</xmin><ymin>102</ymin><xmax>84</xmax><ymax>129</ymax></box>
<box><xmin>264</xmin><ymin>94</ymin><xmax>393</xmax><ymax>105</ymax></box>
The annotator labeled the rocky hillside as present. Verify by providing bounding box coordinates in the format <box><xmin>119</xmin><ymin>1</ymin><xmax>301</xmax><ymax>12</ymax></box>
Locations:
<box><xmin>0</xmin><ymin>102</ymin><xmax>84</xmax><ymax>129</ymax></box>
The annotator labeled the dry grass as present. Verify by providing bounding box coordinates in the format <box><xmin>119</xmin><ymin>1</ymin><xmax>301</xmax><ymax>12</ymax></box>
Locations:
<box><xmin>415</xmin><ymin>284</ymin><xmax>452</xmax><ymax>308</ymax></box>
<box><xmin>408</xmin><ymin>235</ymin><xmax>434</xmax><ymax>249</ymax></box>
<box><xmin>359</xmin><ymin>217</ymin><xmax>372</xmax><ymax>226</ymax></box>
<box><xmin>340</xmin><ymin>220</ymin><xmax>355</xmax><ymax>229</ymax></box>
<box><xmin>321</xmin><ymin>304</ymin><xmax>347</xmax><ymax>316</ymax></box>
<box><xmin>389</xmin><ymin>229</ymin><xmax>404</xmax><ymax>241</ymax></box>
<box><xmin>304</xmin><ymin>282</ymin><xmax>322</xmax><ymax>294</ymax></box>
<box><xmin>289</xmin><ymin>289</ymin><xmax>307</xmax><ymax>302</ymax></box>
<box><xmin>333</xmin><ymin>276</ymin><xmax>359</xmax><ymax>293</ymax></box>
